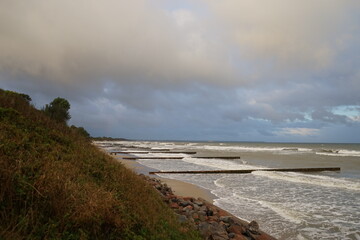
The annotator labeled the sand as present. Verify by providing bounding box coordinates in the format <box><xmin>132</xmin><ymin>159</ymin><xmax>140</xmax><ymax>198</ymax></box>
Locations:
<box><xmin>113</xmin><ymin>156</ymin><xmax>216</xmax><ymax>203</ymax></box>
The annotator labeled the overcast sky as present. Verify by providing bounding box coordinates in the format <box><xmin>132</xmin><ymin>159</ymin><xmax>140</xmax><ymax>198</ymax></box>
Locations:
<box><xmin>1</xmin><ymin>0</ymin><xmax>359</xmax><ymax>142</ymax></box>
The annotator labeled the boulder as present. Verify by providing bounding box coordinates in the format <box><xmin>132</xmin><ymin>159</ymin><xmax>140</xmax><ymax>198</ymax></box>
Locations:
<box><xmin>177</xmin><ymin>214</ymin><xmax>188</xmax><ymax>223</ymax></box>
<box><xmin>233</xmin><ymin>234</ymin><xmax>249</xmax><ymax>240</ymax></box>
<box><xmin>220</xmin><ymin>216</ymin><xmax>233</xmax><ymax>224</ymax></box>
<box><xmin>227</xmin><ymin>224</ymin><xmax>246</xmax><ymax>235</ymax></box>
<box><xmin>248</xmin><ymin>221</ymin><xmax>260</xmax><ymax>234</ymax></box>
<box><xmin>169</xmin><ymin>202</ymin><xmax>179</xmax><ymax>209</ymax></box>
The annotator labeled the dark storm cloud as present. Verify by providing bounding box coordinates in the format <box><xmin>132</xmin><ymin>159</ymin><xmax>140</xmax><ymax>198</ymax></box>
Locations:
<box><xmin>0</xmin><ymin>0</ymin><xmax>359</xmax><ymax>142</ymax></box>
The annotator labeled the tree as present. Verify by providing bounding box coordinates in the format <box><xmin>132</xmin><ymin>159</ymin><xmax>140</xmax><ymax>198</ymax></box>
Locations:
<box><xmin>70</xmin><ymin>125</ymin><xmax>91</xmax><ymax>138</ymax></box>
<box><xmin>43</xmin><ymin>97</ymin><xmax>71</xmax><ymax>123</ymax></box>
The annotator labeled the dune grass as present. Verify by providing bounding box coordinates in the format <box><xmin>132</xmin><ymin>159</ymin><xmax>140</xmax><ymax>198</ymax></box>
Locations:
<box><xmin>0</xmin><ymin>89</ymin><xmax>201</xmax><ymax>240</ymax></box>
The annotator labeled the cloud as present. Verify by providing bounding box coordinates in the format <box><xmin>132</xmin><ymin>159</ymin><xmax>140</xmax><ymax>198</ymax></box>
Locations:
<box><xmin>0</xmin><ymin>0</ymin><xmax>233</xmax><ymax>91</ymax></box>
<box><xmin>1</xmin><ymin>0</ymin><xmax>359</xmax><ymax>142</ymax></box>
<box><xmin>205</xmin><ymin>0</ymin><xmax>360</xmax><ymax>71</ymax></box>
<box><xmin>277</xmin><ymin>128</ymin><xmax>320</xmax><ymax>136</ymax></box>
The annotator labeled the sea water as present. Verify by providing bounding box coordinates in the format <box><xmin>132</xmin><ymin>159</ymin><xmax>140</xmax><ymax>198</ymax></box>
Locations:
<box><xmin>96</xmin><ymin>141</ymin><xmax>360</xmax><ymax>240</ymax></box>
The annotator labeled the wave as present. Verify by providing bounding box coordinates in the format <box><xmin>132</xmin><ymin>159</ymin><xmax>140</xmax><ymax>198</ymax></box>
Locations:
<box><xmin>182</xmin><ymin>157</ymin><xmax>264</xmax><ymax>170</ymax></box>
<box><xmin>258</xmin><ymin>200</ymin><xmax>304</xmax><ymax>224</ymax></box>
<box><xmin>316</xmin><ymin>149</ymin><xmax>360</xmax><ymax>157</ymax></box>
<box><xmin>252</xmin><ymin>171</ymin><xmax>360</xmax><ymax>191</ymax></box>
<box><xmin>192</xmin><ymin>144</ymin><xmax>316</xmax><ymax>154</ymax></box>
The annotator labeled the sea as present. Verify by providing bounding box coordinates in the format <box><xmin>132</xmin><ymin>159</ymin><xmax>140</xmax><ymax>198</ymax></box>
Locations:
<box><xmin>95</xmin><ymin>141</ymin><xmax>360</xmax><ymax>240</ymax></box>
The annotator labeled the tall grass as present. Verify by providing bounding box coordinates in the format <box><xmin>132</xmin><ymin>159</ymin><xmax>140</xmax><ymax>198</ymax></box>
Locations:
<box><xmin>0</xmin><ymin>89</ymin><xmax>200</xmax><ymax>240</ymax></box>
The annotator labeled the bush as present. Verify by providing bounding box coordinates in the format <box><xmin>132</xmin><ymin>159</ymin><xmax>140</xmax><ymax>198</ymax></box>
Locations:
<box><xmin>43</xmin><ymin>97</ymin><xmax>71</xmax><ymax>124</ymax></box>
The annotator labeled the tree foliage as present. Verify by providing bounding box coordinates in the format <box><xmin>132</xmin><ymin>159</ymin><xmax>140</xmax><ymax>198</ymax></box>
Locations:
<box><xmin>71</xmin><ymin>125</ymin><xmax>91</xmax><ymax>138</ymax></box>
<box><xmin>43</xmin><ymin>97</ymin><xmax>71</xmax><ymax>123</ymax></box>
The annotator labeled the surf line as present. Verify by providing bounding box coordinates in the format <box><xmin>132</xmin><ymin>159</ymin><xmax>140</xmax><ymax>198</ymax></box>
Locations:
<box><xmin>149</xmin><ymin>167</ymin><xmax>341</xmax><ymax>175</ymax></box>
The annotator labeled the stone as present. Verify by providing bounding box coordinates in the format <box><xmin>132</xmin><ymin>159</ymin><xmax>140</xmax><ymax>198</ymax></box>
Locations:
<box><xmin>177</xmin><ymin>214</ymin><xmax>188</xmax><ymax>223</ymax></box>
<box><xmin>233</xmin><ymin>234</ymin><xmax>249</xmax><ymax>240</ymax></box>
<box><xmin>193</xmin><ymin>204</ymin><xmax>200</xmax><ymax>211</ymax></box>
<box><xmin>209</xmin><ymin>234</ymin><xmax>230</xmax><ymax>240</ymax></box>
<box><xmin>184</xmin><ymin>205</ymin><xmax>194</xmax><ymax>211</ymax></box>
<box><xmin>248</xmin><ymin>221</ymin><xmax>260</xmax><ymax>234</ymax></box>
<box><xmin>228</xmin><ymin>233</ymin><xmax>236</xmax><ymax>238</ymax></box>
<box><xmin>209</xmin><ymin>222</ymin><xmax>230</xmax><ymax>240</ymax></box>
<box><xmin>208</xmin><ymin>216</ymin><xmax>219</xmax><ymax>222</ymax></box>
<box><xmin>255</xmin><ymin>234</ymin><xmax>277</xmax><ymax>240</ymax></box>
<box><xmin>194</xmin><ymin>200</ymin><xmax>204</xmax><ymax>206</ymax></box>
<box><xmin>227</xmin><ymin>224</ymin><xmax>246</xmax><ymax>235</ymax></box>
<box><xmin>206</xmin><ymin>209</ymin><xmax>214</xmax><ymax>216</ymax></box>
<box><xmin>198</xmin><ymin>222</ymin><xmax>212</xmax><ymax>237</ymax></box>
<box><xmin>179</xmin><ymin>200</ymin><xmax>191</xmax><ymax>207</ymax></box>
<box><xmin>192</xmin><ymin>212</ymin><xmax>199</xmax><ymax>219</ymax></box>
<box><xmin>183</xmin><ymin>197</ymin><xmax>194</xmax><ymax>202</ymax></box>
<box><xmin>218</xmin><ymin>209</ymin><xmax>231</xmax><ymax>217</ymax></box>
<box><xmin>220</xmin><ymin>216</ymin><xmax>233</xmax><ymax>223</ymax></box>
<box><xmin>170</xmin><ymin>202</ymin><xmax>179</xmax><ymax>209</ymax></box>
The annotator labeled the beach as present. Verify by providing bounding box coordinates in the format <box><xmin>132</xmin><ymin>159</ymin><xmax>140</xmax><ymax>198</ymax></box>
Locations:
<box><xmin>108</xmin><ymin>151</ymin><xmax>276</xmax><ymax>240</ymax></box>
<box><xmin>114</xmin><ymin>156</ymin><xmax>216</xmax><ymax>203</ymax></box>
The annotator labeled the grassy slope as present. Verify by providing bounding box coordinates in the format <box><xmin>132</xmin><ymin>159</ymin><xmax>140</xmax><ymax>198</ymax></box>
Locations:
<box><xmin>0</xmin><ymin>89</ymin><xmax>200</xmax><ymax>240</ymax></box>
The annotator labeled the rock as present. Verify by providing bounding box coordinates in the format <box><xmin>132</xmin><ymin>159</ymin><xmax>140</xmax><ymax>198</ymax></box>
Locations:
<box><xmin>210</xmin><ymin>222</ymin><xmax>230</xmax><ymax>240</ymax></box>
<box><xmin>233</xmin><ymin>234</ymin><xmax>249</xmax><ymax>240</ymax></box>
<box><xmin>208</xmin><ymin>215</ymin><xmax>219</xmax><ymax>222</ymax></box>
<box><xmin>218</xmin><ymin>209</ymin><xmax>231</xmax><ymax>217</ymax></box>
<box><xmin>179</xmin><ymin>200</ymin><xmax>191</xmax><ymax>207</ymax></box>
<box><xmin>248</xmin><ymin>221</ymin><xmax>260</xmax><ymax>234</ymax></box>
<box><xmin>192</xmin><ymin>213</ymin><xmax>200</xmax><ymax>223</ymax></box>
<box><xmin>228</xmin><ymin>232</ymin><xmax>236</xmax><ymax>238</ymax></box>
<box><xmin>194</xmin><ymin>200</ymin><xmax>204</xmax><ymax>206</ymax></box>
<box><xmin>177</xmin><ymin>214</ymin><xmax>188</xmax><ymax>223</ymax></box>
<box><xmin>255</xmin><ymin>233</ymin><xmax>277</xmax><ymax>240</ymax></box>
<box><xmin>206</xmin><ymin>209</ymin><xmax>214</xmax><ymax>216</ymax></box>
<box><xmin>198</xmin><ymin>222</ymin><xmax>212</xmax><ymax>237</ymax></box>
<box><xmin>227</xmin><ymin>224</ymin><xmax>246</xmax><ymax>235</ymax></box>
<box><xmin>183</xmin><ymin>197</ymin><xmax>194</xmax><ymax>202</ymax></box>
<box><xmin>200</xmin><ymin>205</ymin><xmax>207</xmax><ymax>212</ymax></box>
<box><xmin>183</xmin><ymin>205</ymin><xmax>194</xmax><ymax>211</ymax></box>
<box><xmin>193</xmin><ymin>204</ymin><xmax>200</xmax><ymax>211</ymax></box>
<box><xmin>170</xmin><ymin>202</ymin><xmax>179</xmax><ymax>209</ymax></box>
<box><xmin>220</xmin><ymin>216</ymin><xmax>233</xmax><ymax>224</ymax></box>
<box><xmin>210</xmin><ymin>234</ymin><xmax>230</xmax><ymax>240</ymax></box>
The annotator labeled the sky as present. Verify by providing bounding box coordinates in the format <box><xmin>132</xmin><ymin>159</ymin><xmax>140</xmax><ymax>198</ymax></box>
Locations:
<box><xmin>1</xmin><ymin>0</ymin><xmax>360</xmax><ymax>143</ymax></box>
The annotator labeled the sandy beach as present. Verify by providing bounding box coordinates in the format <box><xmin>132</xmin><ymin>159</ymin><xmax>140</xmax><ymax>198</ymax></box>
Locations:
<box><xmin>113</xmin><ymin>155</ymin><xmax>216</xmax><ymax>203</ymax></box>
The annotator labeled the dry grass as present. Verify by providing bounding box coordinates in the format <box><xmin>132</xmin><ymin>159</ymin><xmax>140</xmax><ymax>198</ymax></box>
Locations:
<box><xmin>0</xmin><ymin>89</ymin><xmax>201</xmax><ymax>240</ymax></box>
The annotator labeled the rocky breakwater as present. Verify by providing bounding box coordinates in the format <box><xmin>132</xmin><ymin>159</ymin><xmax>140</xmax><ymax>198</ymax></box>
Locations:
<box><xmin>140</xmin><ymin>175</ymin><xmax>277</xmax><ymax>240</ymax></box>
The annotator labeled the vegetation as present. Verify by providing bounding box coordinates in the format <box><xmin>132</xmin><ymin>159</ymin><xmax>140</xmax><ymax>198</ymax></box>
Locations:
<box><xmin>70</xmin><ymin>125</ymin><xmax>91</xmax><ymax>139</ymax></box>
<box><xmin>92</xmin><ymin>137</ymin><xmax>129</xmax><ymax>141</ymax></box>
<box><xmin>42</xmin><ymin>97</ymin><xmax>71</xmax><ymax>124</ymax></box>
<box><xmin>0</xmin><ymin>89</ymin><xmax>200</xmax><ymax>240</ymax></box>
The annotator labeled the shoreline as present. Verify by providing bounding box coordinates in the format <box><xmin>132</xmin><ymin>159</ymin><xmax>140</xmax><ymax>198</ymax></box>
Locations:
<box><xmin>107</xmin><ymin>151</ymin><xmax>277</xmax><ymax>240</ymax></box>
<box><xmin>114</xmin><ymin>156</ymin><xmax>216</xmax><ymax>203</ymax></box>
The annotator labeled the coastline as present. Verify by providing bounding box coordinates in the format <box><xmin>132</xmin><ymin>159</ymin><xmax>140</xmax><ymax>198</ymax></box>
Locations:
<box><xmin>113</xmin><ymin>156</ymin><xmax>216</xmax><ymax>203</ymax></box>
<box><xmin>110</xmin><ymin>154</ymin><xmax>276</xmax><ymax>240</ymax></box>
<box><xmin>106</xmin><ymin>150</ymin><xmax>276</xmax><ymax>240</ymax></box>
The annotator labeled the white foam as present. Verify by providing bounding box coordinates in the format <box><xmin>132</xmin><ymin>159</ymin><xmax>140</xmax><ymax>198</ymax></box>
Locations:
<box><xmin>252</xmin><ymin>171</ymin><xmax>360</xmax><ymax>191</ymax></box>
<box><xmin>197</xmin><ymin>145</ymin><xmax>286</xmax><ymax>152</ymax></box>
<box><xmin>355</xmin><ymin>233</ymin><xmax>360</xmax><ymax>240</ymax></box>
<box><xmin>316</xmin><ymin>149</ymin><xmax>360</xmax><ymax>157</ymax></box>
<box><xmin>182</xmin><ymin>157</ymin><xmax>263</xmax><ymax>170</ymax></box>
<box><xmin>297</xmin><ymin>234</ymin><xmax>311</xmax><ymax>240</ymax></box>
<box><xmin>258</xmin><ymin>200</ymin><xmax>304</xmax><ymax>224</ymax></box>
